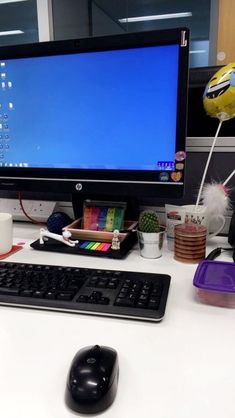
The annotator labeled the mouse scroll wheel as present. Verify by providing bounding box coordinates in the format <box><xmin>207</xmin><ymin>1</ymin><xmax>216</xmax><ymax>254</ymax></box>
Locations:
<box><xmin>86</xmin><ymin>345</ymin><xmax>101</xmax><ymax>363</ymax></box>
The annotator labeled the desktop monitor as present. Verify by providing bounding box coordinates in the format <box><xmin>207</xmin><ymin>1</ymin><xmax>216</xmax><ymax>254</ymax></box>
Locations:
<box><xmin>0</xmin><ymin>28</ymin><xmax>189</xmax><ymax>216</ymax></box>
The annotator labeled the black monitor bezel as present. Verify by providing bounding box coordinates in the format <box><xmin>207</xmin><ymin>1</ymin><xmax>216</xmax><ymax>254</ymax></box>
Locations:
<box><xmin>0</xmin><ymin>28</ymin><xmax>189</xmax><ymax>199</ymax></box>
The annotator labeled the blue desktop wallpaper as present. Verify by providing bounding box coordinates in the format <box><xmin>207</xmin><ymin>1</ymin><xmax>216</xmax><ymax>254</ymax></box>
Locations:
<box><xmin>0</xmin><ymin>44</ymin><xmax>179</xmax><ymax>170</ymax></box>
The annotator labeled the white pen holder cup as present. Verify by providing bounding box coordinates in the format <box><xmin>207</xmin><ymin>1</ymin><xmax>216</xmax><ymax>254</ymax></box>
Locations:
<box><xmin>0</xmin><ymin>213</ymin><xmax>13</xmax><ymax>254</ymax></box>
<box><xmin>183</xmin><ymin>205</ymin><xmax>225</xmax><ymax>239</ymax></box>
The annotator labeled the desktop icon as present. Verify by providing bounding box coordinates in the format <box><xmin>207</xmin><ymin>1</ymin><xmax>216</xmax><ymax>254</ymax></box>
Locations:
<box><xmin>171</xmin><ymin>172</ymin><xmax>182</xmax><ymax>182</ymax></box>
<box><xmin>159</xmin><ymin>172</ymin><xmax>169</xmax><ymax>182</ymax></box>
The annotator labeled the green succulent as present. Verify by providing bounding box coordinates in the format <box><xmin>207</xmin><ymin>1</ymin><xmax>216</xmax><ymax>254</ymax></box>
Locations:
<box><xmin>138</xmin><ymin>210</ymin><xmax>160</xmax><ymax>233</ymax></box>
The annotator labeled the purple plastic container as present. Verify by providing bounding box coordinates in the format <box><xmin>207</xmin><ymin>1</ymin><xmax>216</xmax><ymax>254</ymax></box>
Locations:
<box><xmin>193</xmin><ymin>260</ymin><xmax>235</xmax><ymax>308</ymax></box>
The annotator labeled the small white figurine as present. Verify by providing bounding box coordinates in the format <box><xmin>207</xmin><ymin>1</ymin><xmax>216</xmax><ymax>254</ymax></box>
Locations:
<box><xmin>39</xmin><ymin>228</ymin><xmax>79</xmax><ymax>247</ymax></box>
<box><xmin>111</xmin><ymin>229</ymin><xmax>120</xmax><ymax>250</ymax></box>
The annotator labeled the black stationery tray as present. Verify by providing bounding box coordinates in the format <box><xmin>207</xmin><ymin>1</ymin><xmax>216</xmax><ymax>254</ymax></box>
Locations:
<box><xmin>30</xmin><ymin>230</ymin><xmax>137</xmax><ymax>259</ymax></box>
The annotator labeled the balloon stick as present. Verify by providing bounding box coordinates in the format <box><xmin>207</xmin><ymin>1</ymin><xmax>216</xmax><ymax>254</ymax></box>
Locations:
<box><xmin>195</xmin><ymin>119</ymin><xmax>223</xmax><ymax>209</ymax></box>
<box><xmin>223</xmin><ymin>169</ymin><xmax>235</xmax><ymax>186</ymax></box>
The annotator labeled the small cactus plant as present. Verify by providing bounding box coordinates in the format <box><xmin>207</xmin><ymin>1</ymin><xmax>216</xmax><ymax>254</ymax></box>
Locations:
<box><xmin>138</xmin><ymin>210</ymin><xmax>160</xmax><ymax>233</ymax></box>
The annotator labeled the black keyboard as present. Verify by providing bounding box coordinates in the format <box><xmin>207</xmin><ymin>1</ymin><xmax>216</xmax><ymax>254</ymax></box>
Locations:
<box><xmin>0</xmin><ymin>262</ymin><xmax>171</xmax><ymax>322</ymax></box>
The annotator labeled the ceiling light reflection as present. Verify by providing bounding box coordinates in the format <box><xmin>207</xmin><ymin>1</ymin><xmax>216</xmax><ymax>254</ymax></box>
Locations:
<box><xmin>119</xmin><ymin>12</ymin><xmax>192</xmax><ymax>23</ymax></box>
<box><xmin>0</xmin><ymin>0</ymin><xmax>27</xmax><ymax>4</ymax></box>
<box><xmin>0</xmin><ymin>30</ymin><xmax>24</xmax><ymax>36</ymax></box>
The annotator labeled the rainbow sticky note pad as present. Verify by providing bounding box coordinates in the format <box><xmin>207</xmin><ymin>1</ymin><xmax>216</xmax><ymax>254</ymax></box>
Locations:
<box><xmin>85</xmin><ymin>242</ymin><xmax>96</xmax><ymax>249</ymax></box>
<box><xmin>79</xmin><ymin>241</ymin><xmax>111</xmax><ymax>252</ymax></box>
<box><xmin>90</xmin><ymin>242</ymin><xmax>101</xmax><ymax>250</ymax></box>
<box><xmin>79</xmin><ymin>241</ymin><xmax>90</xmax><ymax>249</ymax></box>
<box><xmin>100</xmin><ymin>243</ymin><xmax>111</xmax><ymax>251</ymax></box>
<box><xmin>96</xmin><ymin>243</ymin><xmax>107</xmax><ymax>251</ymax></box>
<box><xmin>78</xmin><ymin>240</ymin><xmax>112</xmax><ymax>252</ymax></box>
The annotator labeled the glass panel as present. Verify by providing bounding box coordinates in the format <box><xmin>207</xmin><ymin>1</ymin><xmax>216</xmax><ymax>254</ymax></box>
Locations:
<box><xmin>52</xmin><ymin>0</ymin><xmax>212</xmax><ymax>67</ymax></box>
<box><xmin>93</xmin><ymin>0</ymin><xmax>211</xmax><ymax>67</ymax></box>
<box><xmin>0</xmin><ymin>0</ymin><xmax>38</xmax><ymax>46</ymax></box>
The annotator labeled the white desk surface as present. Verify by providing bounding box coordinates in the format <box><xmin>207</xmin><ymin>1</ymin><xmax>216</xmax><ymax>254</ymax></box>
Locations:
<box><xmin>0</xmin><ymin>222</ymin><xmax>234</xmax><ymax>418</ymax></box>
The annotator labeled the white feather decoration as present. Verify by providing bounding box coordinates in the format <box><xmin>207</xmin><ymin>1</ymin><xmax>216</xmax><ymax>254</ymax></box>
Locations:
<box><xmin>201</xmin><ymin>183</ymin><xmax>230</xmax><ymax>216</ymax></box>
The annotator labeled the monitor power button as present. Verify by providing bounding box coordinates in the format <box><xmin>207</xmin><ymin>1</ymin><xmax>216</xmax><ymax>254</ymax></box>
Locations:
<box><xmin>75</xmin><ymin>183</ymin><xmax>83</xmax><ymax>191</ymax></box>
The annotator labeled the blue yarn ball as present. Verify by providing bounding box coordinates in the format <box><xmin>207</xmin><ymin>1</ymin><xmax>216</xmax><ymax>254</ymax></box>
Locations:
<box><xmin>47</xmin><ymin>212</ymin><xmax>72</xmax><ymax>234</ymax></box>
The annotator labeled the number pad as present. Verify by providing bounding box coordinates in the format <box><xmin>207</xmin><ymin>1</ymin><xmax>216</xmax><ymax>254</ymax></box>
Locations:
<box><xmin>114</xmin><ymin>280</ymin><xmax>162</xmax><ymax>310</ymax></box>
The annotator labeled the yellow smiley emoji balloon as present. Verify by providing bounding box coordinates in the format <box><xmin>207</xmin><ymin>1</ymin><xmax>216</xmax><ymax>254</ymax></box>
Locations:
<box><xmin>203</xmin><ymin>63</ymin><xmax>235</xmax><ymax>120</ymax></box>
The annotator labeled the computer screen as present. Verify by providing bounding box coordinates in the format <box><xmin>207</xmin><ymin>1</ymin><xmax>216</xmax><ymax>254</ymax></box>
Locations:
<box><xmin>0</xmin><ymin>28</ymin><xmax>189</xmax><ymax>205</ymax></box>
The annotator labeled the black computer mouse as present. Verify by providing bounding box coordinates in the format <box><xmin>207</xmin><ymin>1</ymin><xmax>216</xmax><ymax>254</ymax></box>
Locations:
<box><xmin>65</xmin><ymin>345</ymin><xmax>119</xmax><ymax>414</ymax></box>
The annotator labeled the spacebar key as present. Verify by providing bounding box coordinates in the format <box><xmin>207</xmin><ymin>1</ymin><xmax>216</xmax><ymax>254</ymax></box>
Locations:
<box><xmin>0</xmin><ymin>287</ymin><xmax>19</xmax><ymax>296</ymax></box>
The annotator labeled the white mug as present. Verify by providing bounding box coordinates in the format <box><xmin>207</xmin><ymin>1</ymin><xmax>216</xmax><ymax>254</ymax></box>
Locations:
<box><xmin>183</xmin><ymin>205</ymin><xmax>225</xmax><ymax>239</ymax></box>
<box><xmin>0</xmin><ymin>213</ymin><xmax>13</xmax><ymax>254</ymax></box>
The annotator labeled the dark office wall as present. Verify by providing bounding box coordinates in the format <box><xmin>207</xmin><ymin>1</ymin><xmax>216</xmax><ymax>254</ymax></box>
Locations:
<box><xmin>51</xmin><ymin>0</ymin><xmax>211</xmax><ymax>41</ymax></box>
<box><xmin>0</xmin><ymin>0</ymin><xmax>38</xmax><ymax>46</ymax></box>
<box><xmin>52</xmin><ymin>0</ymin><xmax>90</xmax><ymax>39</ymax></box>
<box><xmin>52</xmin><ymin>0</ymin><xmax>125</xmax><ymax>38</ymax></box>
<box><xmin>91</xmin><ymin>2</ymin><xmax>125</xmax><ymax>36</ymax></box>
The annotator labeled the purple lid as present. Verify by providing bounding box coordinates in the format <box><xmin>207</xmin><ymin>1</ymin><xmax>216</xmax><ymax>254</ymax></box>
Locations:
<box><xmin>193</xmin><ymin>260</ymin><xmax>235</xmax><ymax>293</ymax></box>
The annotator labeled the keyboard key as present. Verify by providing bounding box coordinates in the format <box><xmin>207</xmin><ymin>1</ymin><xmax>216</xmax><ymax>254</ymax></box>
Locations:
<box><xmin>45</xmin><ymin>291</ymin><xmax>56</xmax><ymax>299</ymax></box>
<box><xmin>99</xmin><ymin>297</ymin><xmax>110</xmax><ymax>305</ymax></box>
<box><xmin>136</xmin><ymin>301</ymin><xmax>147</xmax><ymax>308</ymax></box>
<box><xmin>91</xmin><ymin>291</ymin><xmax>102</xmax><ymax>300</ymax></box>
<box><xmin>77</xmin><ymin>295</ymin><xmax>89</xmax><ymax>303</ymax></box>
<box><xmin>33</xmin><ymin>290</ymin><xmax>45</xmax><ymax>298</ymax></box>
<box><xmin>107</xmin><ymin>279</ymin><xmax>119</xmax><ymax>289</ymax></box>
<box><xmin>0</xmin><ymin>287</ymin><xmax>19</xmax><ymax>296</ymax></box>
<box><xmin>20</xmin><ymin>290</ymin><xmax>33</xmax><ymax>297</ymax></box>
<box><xmin>57</xmin><ymin>292</ymin><xmax>74</xmax><ymax>301</ymax></box>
